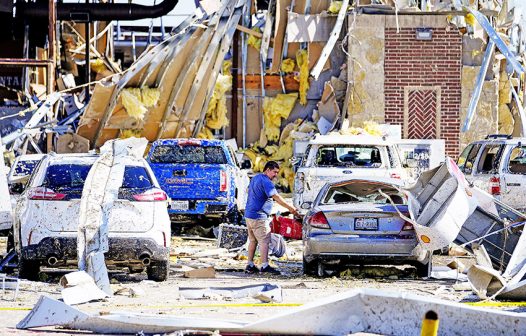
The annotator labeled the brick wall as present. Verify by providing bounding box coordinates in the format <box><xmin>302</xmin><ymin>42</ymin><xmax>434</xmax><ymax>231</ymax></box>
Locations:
<box><xmin>384</xmin><ymin>27</ymin><xmax>462</xmax><ymax>157</ymax></box>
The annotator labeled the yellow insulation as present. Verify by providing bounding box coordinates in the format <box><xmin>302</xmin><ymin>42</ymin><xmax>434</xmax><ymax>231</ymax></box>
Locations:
<box><xmin>465</xmin><ymin>13</ymin><xmax>475</xmax><ymax>26</ymax></box>
<box><xmin>206</xmin><ymin>72</ymin><xmax>232</xmax><ymax>130</ymax></box>
<box><xmin>197</xmin><ymin>127</ymin><xmax>215</xmax><ymax>139</ymax></box>
<box><xmin>121</xmin><ymin>90</ymin><xmax>147</xmax><ymax>120</ymax></box>
<box><xmin>296</xmin><ymin>49</ymin><xmax>309</xmax><ymax>105</ymax></box>
<box><xmin>91</xmin><ymin>59</ymin><xmax>107</xmax><ymax>73</ymax></box>
<box><xmin>119</xmin><ymin>129</ymin><xmax>142</xmax><ymax>138</ymax></box>
<box><xmin>338</xmin><ymin>121</ymin><xmax>383</xmax><ymax>136</ymax></box>
<box><xmin>120</xmin><ymin>87</ymin><xmax>161</xmax><ymax>120</ymax></box>
<box><xmin>247</xmin><ymin>27</ymin><xmax>262</xmax><ymax>50</ymax></box>
<box><xmin>328</xmin><ymin>1</ymin><xmax>343</xmax><ymax>14</ymax></box>
<box><xmin>281</xmin><ymin>58</ymin><xmax>295</xmax><ymax>73</ymax></box>
<box><xmin>263</xmin><ymin>93</ymin><xmax>298</xmax><ymax>142</ymax></box>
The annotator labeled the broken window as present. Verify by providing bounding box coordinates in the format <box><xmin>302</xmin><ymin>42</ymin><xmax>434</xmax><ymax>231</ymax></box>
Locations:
<box><xmin>42</xmin><ymin>164</ymin><xmax>154</xmax><ymax>200</ymax></box>
<box><xmin>508</xmin><ymin>146</ymin><xmax>526</xmax><ymax>174</ymax></box>
<box><xmin>150</xmin><ymin>145</ymin><xmax>227</xmax><ymax>164</ymax></box>
<box><xmin>13</xmin><ymin>160</ymin><xmax>40</xmax><ymax>177</ymax></box>
<box><xmin>476</xmin><ymin>144</ymin><xmax>504</xmax><ymax>174</ymax></box>
<box><xmin>458</xmin><ymin>143</ymin><xmax>481</xmax><ymax>174</ymax></box>
<box><xmin>316</xmin><ymin>145</ymin><xmax>384</xmax><ymax>168</ymax></box>
<box><xmin>322</xmin><ymin>181</ymin><xmax>405</xmax><ymax>205</ymax></box>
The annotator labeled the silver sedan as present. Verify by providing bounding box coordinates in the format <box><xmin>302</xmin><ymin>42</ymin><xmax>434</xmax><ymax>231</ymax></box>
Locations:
<box><xmin>302</xmin><ymin>178</ymin><xmax>431</xmax><ymax>277</ymax></box>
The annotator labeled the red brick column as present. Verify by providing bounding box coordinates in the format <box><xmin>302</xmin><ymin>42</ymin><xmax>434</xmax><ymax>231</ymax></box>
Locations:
<box><xmin>384</xmin><ymin>27</ymin><xmax>462</xmax><ymax>157</ymax></box>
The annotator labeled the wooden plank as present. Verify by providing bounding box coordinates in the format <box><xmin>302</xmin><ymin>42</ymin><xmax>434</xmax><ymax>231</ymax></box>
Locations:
<box><xmin>287</xmin><ymin>14</ymin><xmax>336</xmax><ymax>42</ymax></box>
<box><xmin>269</xmin><ymin>0</ymin><xmax>291</xmax><ymax>73</ymax></box>
<box><xmin>310</xmin><ymin>0</ymin><xmax>348</xmax><ymax>79</ymax></box>
<box><xmin>237</xmin><ymin>74</ymin><xmax>299</xmax><ymax>90</ymax></box>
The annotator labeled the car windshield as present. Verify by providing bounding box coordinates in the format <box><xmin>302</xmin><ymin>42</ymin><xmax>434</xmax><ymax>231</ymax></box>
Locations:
<box><xmin>316</xmin><ymin>145</ymin><xmax>384</xmax><ymax>168</ymax></box>
<box><xmin>321</xmin><ymin>181</ymin><xmax>405</xmax><ymax>205</ymax></box>
<box><xmin>13</xmin><ymin>160</ymin><xmax>40</xmax><ymax>176</ymax></box>
<box><xmin>150</xmin><ymin>145</ymin><xmax>227</xmax><ymax>164</ymax></box>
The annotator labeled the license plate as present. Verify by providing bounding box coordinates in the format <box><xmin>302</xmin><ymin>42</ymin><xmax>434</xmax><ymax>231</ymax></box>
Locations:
<box><xmin>170</xmin><ymin>201</ymin><xmax>189</xmax><ymax>211</ymax></box>
<box><xmin>354</xmin><ymin>217</ymin><xmax>378</xmax><ymax>230</ymax></box>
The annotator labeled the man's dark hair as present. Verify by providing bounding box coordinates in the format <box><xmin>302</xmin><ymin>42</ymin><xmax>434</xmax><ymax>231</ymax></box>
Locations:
<box><xmin>264</xmin><ymin>161</ymin><xmax>280</xmax><ymax>171</ymax></box>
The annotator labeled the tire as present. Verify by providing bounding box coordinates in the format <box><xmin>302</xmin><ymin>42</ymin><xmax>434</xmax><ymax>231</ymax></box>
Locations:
<box><xmin>303</xmin><ymin>257</ymin><xmax>318</xmax><ymax>276</ymax></box>
<box><xmin>18</xmin><ymin>256</ymin><xmax>40</xmax><ymax>281</ymax></box>
<box><xmin>226</xmin><ymin>206</ymin><xmax>241</xmax><ymax>225</ymax></box>
<box><xmin>415</xmin><ymin>259</ymin><xmax>432</xmax><ymax>278</ymax></box>
<box><xmin>147</xmin><ymin>260</ymin><xmax>169</xmax><ymax>282</ymax></box>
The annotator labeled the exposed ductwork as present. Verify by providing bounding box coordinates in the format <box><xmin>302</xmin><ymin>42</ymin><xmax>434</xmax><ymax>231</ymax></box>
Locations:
<box><xmin>18</xmin><ymin>0</ymin><xmax>180</xmax><ymax>22</ymax></box>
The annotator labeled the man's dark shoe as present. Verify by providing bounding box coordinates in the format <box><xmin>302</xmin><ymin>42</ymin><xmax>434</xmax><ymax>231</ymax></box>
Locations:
<box><xmin>259</xmin><ymin>265</ymin><xmax>281</xmax><ymax>275</ymax></box>
<box><xmin>245</xmin><ymin>264</ymin><xmax>259</xmax><ymax>274</ymax></box>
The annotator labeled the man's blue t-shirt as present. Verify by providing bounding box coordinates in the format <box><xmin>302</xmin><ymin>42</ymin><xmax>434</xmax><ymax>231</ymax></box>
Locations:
<box><xmin>245</xmin><ymin>173</ymin><xmax>277</xmax><ymax>220</ymax></box>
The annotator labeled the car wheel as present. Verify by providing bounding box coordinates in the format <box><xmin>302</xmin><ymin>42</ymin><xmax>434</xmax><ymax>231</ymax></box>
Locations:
<box><xmin>415</xmin><ymin>259</ymin><xmax>432</xmax><ymax>278</ymax></box>
<box><xmin>226</xmin><ymin>206</ymin><xmax>242</xmax><ymax>225</ymax></box>
<box><xmin>303</xmin><ymin>257</ymin><xmax>319</xmax><ymax>276</ymax></box>
<box><xmin>18</xmin><ymin>256</ymin><xmax>40</xmax><ymax>281</ymax></box>
<box><xmin>316</xmin><ymin>262</ymin><xmax>326</xmax><ymax>278</ymax></box>
<box><xmin>147</xmin><ymin>260</ymin><xmax>169</xmax><ymax>281</ymax></box>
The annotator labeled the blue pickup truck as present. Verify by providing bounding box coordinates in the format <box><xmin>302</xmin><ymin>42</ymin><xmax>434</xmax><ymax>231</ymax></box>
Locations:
<box><xmin>146</xmin><ymin>139</ymin><xmax>249</xmax><ymax>225</ymax></box>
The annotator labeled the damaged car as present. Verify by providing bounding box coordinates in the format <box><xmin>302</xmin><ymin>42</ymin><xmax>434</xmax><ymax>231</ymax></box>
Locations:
<box><xmin>302</xmin><ymin>178</ymin><xmax>430</xmax><ymax>277</ymax></box>
<box><xmin>13</xmin><ymin>153</ymin><xmax>171</xmax><ymax>281</ymax></box>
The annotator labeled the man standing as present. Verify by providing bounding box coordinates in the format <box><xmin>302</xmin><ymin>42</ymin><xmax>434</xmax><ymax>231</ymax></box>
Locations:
<box><xmin>244</xmin><ymin>161</ymin><xmax>299</xmax><ymax>274</ymax></box>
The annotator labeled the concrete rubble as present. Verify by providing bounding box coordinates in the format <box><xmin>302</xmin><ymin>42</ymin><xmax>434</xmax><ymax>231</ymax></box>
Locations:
<box><xmin>17</xmin><ymin>288</ymin><xmax>526</xmax><ymax>335</ymax></box>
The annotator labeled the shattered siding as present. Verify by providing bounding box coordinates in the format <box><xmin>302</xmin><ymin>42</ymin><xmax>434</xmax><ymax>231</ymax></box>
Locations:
<box><xmin>460</xmin><ymin>66</ymin><xmax>499</xmax><ymax>149</ymax></box>
<box><xmin>347</xmin><ymin>15</ymin><xmax>385</xmax><ymax>125</ymax></box>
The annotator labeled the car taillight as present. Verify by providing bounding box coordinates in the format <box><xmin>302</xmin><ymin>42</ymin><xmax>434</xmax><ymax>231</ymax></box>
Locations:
<box><xmin>132</xmin><ymin>188</ymin><xmax>167</xmax><ymax>201</ymax></box>
<box><xmin>28</xmin><ymin>187</ymin><xmax>66</xmax><ymax>200</ymax></box>
<box><xmin>402</xmin><ymin>222</ymin><xmax>414</xmax><ymax>231</ymax></box>
<box><xmin>309</xmin><ymin>211</ymin><xmax>330</xmax><ymax>229</ymax></box>
<box><xmin>390</xmin><ymin>173</ymin><xmax>401</xmax><ymax>179</ymax></box>
<box><xmin>220</xmin><ymin>170</ymin><xmax>228</xmax><ymax>192</ymax></box>
<box><xmin>489</xmin><ymin>176</ymin><xmax>501</xmax><ymax>195</ymax></box>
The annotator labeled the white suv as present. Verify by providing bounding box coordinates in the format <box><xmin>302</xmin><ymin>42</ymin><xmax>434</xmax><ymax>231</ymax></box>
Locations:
<box><xmin>293</xmin><ymin>134</ymin><xmax>405</xmax><ymax>210</ymax></box>
<box><xmin>14</xmin><ymin>153</ymin><xmax>171</xmax><ymax>281</ymax></box>
<box><xmin>457</xmin><ymin>135</ymin><xmax>526</xmax><ymax>211</ymax></box>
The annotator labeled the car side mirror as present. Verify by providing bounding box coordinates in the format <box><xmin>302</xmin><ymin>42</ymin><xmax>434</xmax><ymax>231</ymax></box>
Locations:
<box><xmin>301</xmin><ymin>202</ymin><xmax>312</xmax><ymax>210</ymax></box>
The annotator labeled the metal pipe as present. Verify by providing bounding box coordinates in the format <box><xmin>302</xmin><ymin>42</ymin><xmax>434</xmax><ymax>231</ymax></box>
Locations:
<box><xmin>19</xmin><ymin>0</ymin><xmax>179</xmax><ymax>22</ymax></box>
<box><xmin>85</xmin><ymin>12</ymin><xmax>90</xmax><ymax>100</ymax></box>
<box><xmin>231</xmin><ymin>30</ymin><xmax>239</xmax><ymax>141</ymax></box>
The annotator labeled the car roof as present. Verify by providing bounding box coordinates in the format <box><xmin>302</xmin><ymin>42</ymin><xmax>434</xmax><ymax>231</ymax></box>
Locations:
<box><xmin>15</xmin><ymin>154</ymin><xmax>46</xmax><ymax>161</ymax></box>
<box><xmin>326</xmin><ymin>177</ymin><xmax>404</xmax><ymax>187</ymax></box>
<box><xmin>470</xmin><ymin>137</ymin><xmax>526</xmax><ymax>145</ymax></box>
<box><xmin>308</xmin><ymin>134</ymin><xmax>392</xmax><ymax>146</ymax></box>
<box><xmin>153</xmin><ymin>138</ymin><xmax>225</xmax><ymax>146</ymax></box>
<box><xmin>44</xmin><ymin>153</ymin><xmax>146</xmax><ymax>166</ymax></box>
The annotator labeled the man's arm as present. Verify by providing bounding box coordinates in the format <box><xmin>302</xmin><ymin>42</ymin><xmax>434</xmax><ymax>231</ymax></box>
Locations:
<box><xmin>272</xmin><ymin>194</ymin><xmax>299</xmax><ymax>216</ymax></box>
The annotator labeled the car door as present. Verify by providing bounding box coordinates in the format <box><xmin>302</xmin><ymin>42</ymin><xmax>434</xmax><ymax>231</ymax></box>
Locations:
<box><xmin>501</xmin><ymin>144</ymin><xmax>526</xmax><ymax>210</ymax></box>
<box><xmin>227</xmin><ymin>145</ymin><xmax>248</xmax><ymax>210</ymax></box>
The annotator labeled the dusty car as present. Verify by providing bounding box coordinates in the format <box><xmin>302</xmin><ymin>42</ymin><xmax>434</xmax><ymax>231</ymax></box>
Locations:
<box><xmin>457</xmin><ymin>135</ymin><xmax>526</xmax><ymax>211</ymax></box>
<box><xmin>293</xmin><ymin>134</ymin><xmax>406</xmax><ymax>212</ymax></box>
<box><xmin>302</xmin><ymin>178</ymin><xmax>431</xmax><ymax>277</ymax></box>
<box><xmin>13</xmin><ymin>153</ymin><xmax>171</xmax><ymax>281</ymax></box>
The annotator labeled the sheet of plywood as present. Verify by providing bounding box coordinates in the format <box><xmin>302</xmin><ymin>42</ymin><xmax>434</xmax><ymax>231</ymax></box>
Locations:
<box><xmin>269</xmin><ymin>0</ymin><xmax>291</xmax><ymax>73</ymax></box>
<box><xmin>287</xmin><ymin>14</ymin><xmax>336</xmax><ymax>42</ymax></box>
<box><xmin>308</xmin><ymin>43</ymin><xmax>330</xmax><ymax>71</ymax></box>
<box><xmin>77</xmin><ymin>81</ymin><xmax>116</xmax><ymax>142</ymax></box>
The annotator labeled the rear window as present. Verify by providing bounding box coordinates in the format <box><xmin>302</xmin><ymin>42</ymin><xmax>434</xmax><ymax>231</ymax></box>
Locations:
<box><xmin>476</xmin><ymin>144</ymin><xmax>504</xmax><ymax>174</ymax></box>
<box><xmin>322</xmin><ymin>182</ymin><xmax>405</xmax><ymax>205</ymax></box>
<box><xmin>316</xmin><ymin>145</ymin><xmax>383</xmax><ymax>168</ymax></box>
<box><xmin>458</xmin><ymin>143</ymin><xmax>482</xmax><ymax>174</ymax></box>
<box><xmin>43</xmin><ymin>164</ymin><xmax>153</xmax><ymax>199</ymax></box>
<box><xmin>150</xmin><ymin>145</ymin><xmax>227</xmax><ymax>164</ymax></box>
<box><xmin>508</xmin><ymin>146</ymin><xmax>526</xmax><ymax>174</ymax></box>
<box><xmin>13</xmin><ymin>160</ymin><xmax>40</xmax><ymax>177</ymax></box>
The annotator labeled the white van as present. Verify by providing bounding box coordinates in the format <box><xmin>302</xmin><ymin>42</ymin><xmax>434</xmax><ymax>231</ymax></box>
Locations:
<box><xmin>457</xmin><ymin>135</ymin><xmax>526</xmax><ymax>211</ymax></box>
<box><xmin>293</xmin><ymin>134</ymin><xmax>405</xmax><ymax>211</ymax></box>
